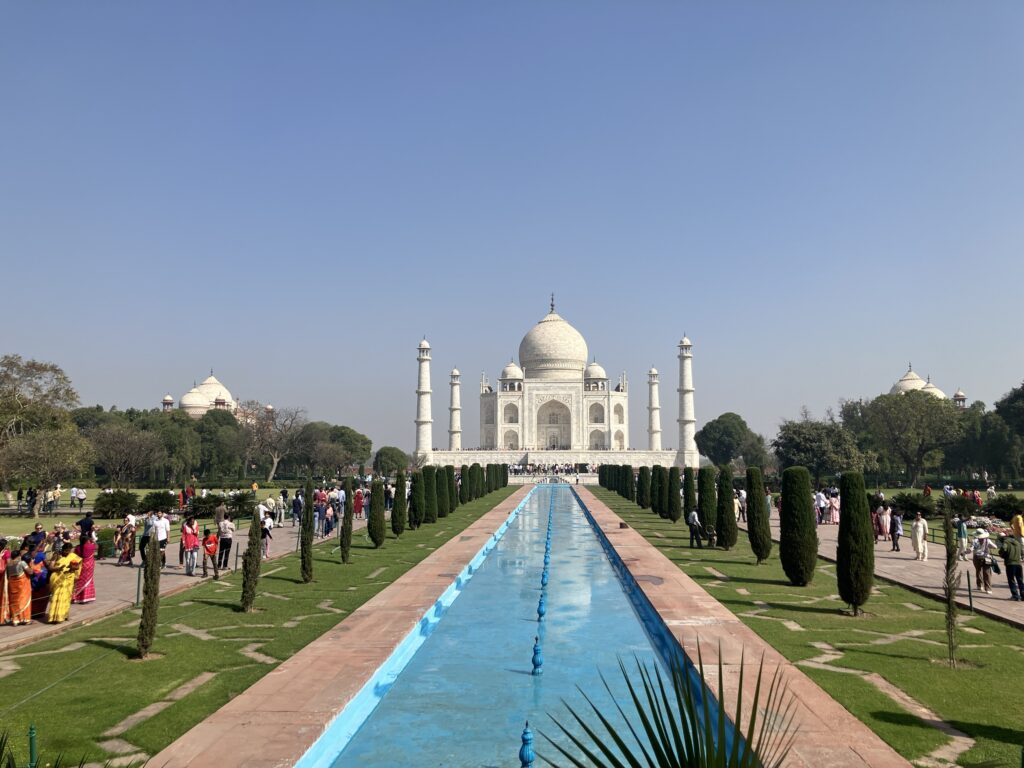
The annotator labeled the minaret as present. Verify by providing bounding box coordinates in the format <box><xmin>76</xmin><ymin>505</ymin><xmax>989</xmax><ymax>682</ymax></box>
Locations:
<box><xmin>448</xmin><ymin>368</ymin><xmax>462</xmax><ymax>451</ymax></box>
<box><xmin>414</xmin><ymin>338</ymin><xmax>433</xmax><ymax>464</ymax></box>
<box><xmin>677</xmin><ymin>335</ymin><xmax>697</xmax><ymax>468</ymax></box>
<box><xmin>647</xmin><ymin>367</ymin><xmax>662</xmax><ymax>451</ymax></box>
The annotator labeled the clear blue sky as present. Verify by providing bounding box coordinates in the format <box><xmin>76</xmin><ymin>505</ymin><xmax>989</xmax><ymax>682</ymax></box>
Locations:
<box><xmin>3</xmin><ymin>3</ymin><xmax>1022</xmax><ymax>453</ymax></box>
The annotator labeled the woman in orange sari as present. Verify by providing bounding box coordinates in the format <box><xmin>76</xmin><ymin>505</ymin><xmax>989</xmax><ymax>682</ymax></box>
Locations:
<box><xmin>5</xmin><ymin>543</ymin><xmax>33</xmax><ymax>625</ymax></box>
<box><xmin>47</xmin><ymin>543</ymin><xmax>82</xmax><ymax>624</ymax></box>
<box><xmin>0</xmin><ymin>538</ymin><xmax>9</xmax><ymax>624</ymax></box>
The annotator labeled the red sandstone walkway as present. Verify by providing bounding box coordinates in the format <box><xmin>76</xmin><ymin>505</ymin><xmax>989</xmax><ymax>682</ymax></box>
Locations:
<box><xmin>745</xmin><ymin>517</ymin><xmax>1024</xmax><ymax>629</ymax></box>
<box><xmin>0</xmin><ymin>518</ymin><xmax>366</xmax><ymax>654</ymax></box>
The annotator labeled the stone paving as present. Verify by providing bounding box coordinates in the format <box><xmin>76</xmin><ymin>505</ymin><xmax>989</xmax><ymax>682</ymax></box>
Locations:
<box><xmin>0</xmin><ymin>518</ymin><xmax>366</xmax><ymax>654</ymax></box>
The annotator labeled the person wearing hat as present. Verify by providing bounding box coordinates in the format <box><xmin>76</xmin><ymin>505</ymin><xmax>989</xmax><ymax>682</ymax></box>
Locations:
<box><xmin>971</xmin><ymin>528</ymin><xmax>996</xmax><ymax>594</ymax></box>
<box><xmin>997</xmin><ymin>532</ymin><xmax>1023</xmax><ymax>601</ymax></box>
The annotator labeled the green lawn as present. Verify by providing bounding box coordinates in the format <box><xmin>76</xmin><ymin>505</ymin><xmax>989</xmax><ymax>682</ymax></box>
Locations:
<box><xmin>0</xmin><ymin>486</ymin><xmax>516</xmax><ymax>764</ymax></box>
<box><xmin>591</xmin><ymin>488</ymin><xmax>1024</xmax><ymax>768</ymax></box>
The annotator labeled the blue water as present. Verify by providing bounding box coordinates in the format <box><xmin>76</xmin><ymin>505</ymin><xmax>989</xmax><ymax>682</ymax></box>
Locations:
<box><xmin>328</xmin><ymin>484</ymin><xmax>667</xmax><ymax>767</ymax></box>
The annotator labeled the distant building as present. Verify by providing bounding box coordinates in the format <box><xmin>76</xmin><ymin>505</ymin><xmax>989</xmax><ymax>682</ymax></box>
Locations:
<box><xmin>165</xmin><ymin>372</ymin><xmax>238</xmax><ymax>419</ymax></box>
<box><xmin>888</xmin><ymin>364</ymin><xmax>966</xmax><ymax>407</ymax></box>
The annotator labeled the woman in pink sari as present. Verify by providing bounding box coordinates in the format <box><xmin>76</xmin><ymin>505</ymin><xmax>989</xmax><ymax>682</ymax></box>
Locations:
<box><xmin>72</xmin><ymin>537</ymin><xmax>97</xmax><ymax>604</ymax></box>
<box><xmin>828</xmin><ymin>494</ymin><xmax>840</xmax><ymax>525</ymax></box>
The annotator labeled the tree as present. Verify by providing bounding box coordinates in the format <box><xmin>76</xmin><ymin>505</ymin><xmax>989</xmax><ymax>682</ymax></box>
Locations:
<box><xmin>772</xmin><ymin>414</ymin><xmax>863</xmax><ymax>486</ymax></box>
<box><xmin>409</xmin><ymin>470</ymin><xmax>425</xmax><ymax>529</ymax></box>
<box><xmin>862</xmin><ymin>392</ymin><xmax>963</xmax><ymax>486</ymax></box>
<box><xmin>136</xmin><ymin>535</ymin><xmax>161</xmax><ymax>658</ymax></box>
<box><xmin>624</xmin><ymin>465</ymin><xmax>636</xmax><ymax>503</ymax></box>
<box><xmin>195</xmin><ymin>410</ymin><xmax>245</xmax><ymax>480</ymax></box>
<box><xmin>683</xmin><ymin>467</ymin><xmax>696</xmax><ymax>516</ymax></box>
<box><xmin>240</xmin><ymin>501</ymin><xmax>263</xmax><ymax>611</ymax></box>
<box><xmin>340</xmin><ymin>476</ymin><xmax>354</xmax><ymax>563</ymax></box>
<box><xmin>330</xmin><ymin>425</ymin><xmax>373</xmax><ymax>467</ymax></box>
<box><xmin>148</xmin><ymin>410</ymin><xmax>200</xmax><ymax>485</ymax></box>
<box><xmin>301</xmin><ymin>478</ymin><xmax>314</xmax><ymax>583</ymax></box>
<box><xmin>368</xmin><ymin>480</ymin><xmax>386</xmax><ymax>548</ymax></box>
<box><xmin>779</xmin><ymin>466</ymin><xmax>817</xmax><ymax>586</ymax></box>
<box><xmin>0</xmin><ymin>354</ymin><xmax>79</xmax><ymax>444</ymax></box>
<box><xmin>650</xmin><ymin>466</ymin><xmax>663</xmax><ymax>517</ymax></box>
<box><xmin>939</xmin><ymin>497</ymin><xmax>960</xmax><ymax>668</ymax></box>
<box><xmin>459</xmin><ymin>464</ymin><xmax>469</xmax><ymax>505</ymax></box>
<box><xmin>90</xmin><ymin>424</ymin><xmax>165</xmax><ymax>488</ymax></box>
<box><xmin>374</xmin><ymin>446</ymin><xmax>410</xmax><ymax>477</ymax></box>
<box><xmin>716</xmin><ymin>466</ymin><xmax>737</xmax><ymax>549</ymax></box>
<box><xmin>392</xmin><ymin>470</ymin><xmax>407</xmax><ymax>537</ymax></box>
<box><xmin>697</xmin><ymin>466</ymin><xmax>717</xmax><ymax>529</ymax></box>
<box><xmin>446</xmin><ymin>465</ymin><xmax>458</xmax><ymax>511</ymax></box>
<box><xmin>637</xmin><ymin>467</ymin><xmax>651</xmax><ymax>509</ymax></box>
<box><xmin>836</xmin><ymin>472</ymin><xmax>873</xmax><ymax>615</ymax></box>
<box><xmin>436</xmin><ymin>467</ymin><xmax>450</xmax><ymax>518</ymax></box>
<box><xmin>1</xmin><ymin>428</ymin><xmax>93</xmax><ymax>514</ymax></box>
<box><xmin>252</xmin><ymin>406</ymin><xmax>309</xmax><ymax>482</ymax></box>
<box><xmin>745</xmin><ymin>467</ymin><xmax>772</xmax><ymax>564</ymax></box>
<box><xmin>695</xmin><ymin>413</ymin><xmax>752</xmax><ymax>466</ymax></box>
<box><xmin>667</xmin><ymin>467</ymin><xmax>682</xmax><ymax>522</ymax></box>
<box><xmin>995</xmin><ymin>381</ymin><xmax>1024</xmax><ymax>440</ymax></box>
<box><xmin>423</xmin><ymin>466</ymin><xmax>438</xmax><ymax>523</ymax></box>
<box><xmin>471</xmin><ymin>463</ymin><xmax>483</xmax><ymax>499</ymax></box>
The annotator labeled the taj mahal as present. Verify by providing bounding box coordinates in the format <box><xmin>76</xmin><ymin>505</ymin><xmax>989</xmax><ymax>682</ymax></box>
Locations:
<box><xmin>415</xmin><ymin>299</ymin><xmax>700</xmax><ymax>469</ymax></box>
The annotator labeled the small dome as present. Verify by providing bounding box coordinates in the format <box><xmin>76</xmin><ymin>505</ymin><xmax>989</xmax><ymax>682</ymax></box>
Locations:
<box><xmin>585</xmin><ymin>360</ymin><xmax>608</xmax><ymax>380</ymax></box>
<box><xmin>180</xmin><ymin>387</ymin><xmax>206</xmax><ymax>406</ymax></box>
<box><xmin>451</xmin><ymin>367</ymin><xmax>460</xmax><ymax>376</ymax></box>
<box><xmin>953</xmin><ymin>388</ymin><xmax>966</xmax><ymax>399</ymax></box>
<box><xmin>500</xmin><ymin>360</ymin><xmax>524</xmax><ymax>380</ymax></box>
<box><xmin>518</xmin><ymin>309</ymin><xmax>588</xmax><ymax>380</ymax></box>
<box><xmin>418</xmin><ymin>338</ymin><xmax>431</xmax><ymax>350</ymax></box>
<box><xmin>890</xmin><ymin>366</ymin><xmax>927</xmax><ymax>395</ymax></box>
<box><xmin>680</xmin><ymin>336</ymin><xmax>692</xmax><ymax>347</ymax></box>
<box><xmin>920</xmin><ymin>377</ymin><xmax>946</xmax><ymax>399</ymax></box>
<box><xmin>648</xmin><ymin>366</ymin><xmax>658</xmax><ymax>376</ymax></box>
<box><xmin>162</xmin><ymin>394</ymin><xmax>174</xmax><ymax>403</ymax></box>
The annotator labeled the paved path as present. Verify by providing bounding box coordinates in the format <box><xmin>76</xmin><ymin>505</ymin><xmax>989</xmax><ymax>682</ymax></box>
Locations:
<box><xmin>0</xmin><ymin>518</ymin><xmax>367</xmax><ymax>654</ymax></box>
<box><xmin>744</xmin><ymin>518</ymin><xmax>1024</xmax><ymax>628</ymax></box>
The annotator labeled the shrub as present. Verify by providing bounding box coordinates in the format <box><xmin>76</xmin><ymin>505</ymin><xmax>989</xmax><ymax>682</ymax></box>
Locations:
<box><xmin>697</xmin><ymin>467</ymin><xmax>717</xmax><ymax>529</ymax></box>
<box><xmin>637</xmin><ymin>467</ymin><xmax>651</xmax><ymax>509</ymax></box>
<box><xmin>139</xmin><ymin>490</ymin><xmax>175</xmax><ymax>515</ymax></box>
<box><xmin>392</xmin><ymin>470</ymin><xmax>407</xmax><ymax>537</ymax></box>
<box><xmin>891</xmin><ymin>492</ymin><xmax>935</xmax><ymax>519</ymax></box>
<box><xmin>136</xmin><ymin>535</ymin><xmax>161</xmax><ymax>658</ymax></box>
<box><xmin>746</xmin><ymin>467</ymin><xmax>772</xmax><ymax>564</ymax></box>
<box><xmin>459</xmin><ymin>464</ymin><xmax>470</xmax><ymax>505</ymax></box>
<box><xmin>983</xmin><ymin>494</ymin><xmax>1024</xmax><ymax>522</ymax></box>
<box><xmin>409</xmin><ymin>471</ymin><xmax>425</xmax><ymax>529</ymax></box>
<box><xmin>837</xmin><ymin>472</ymin><xmax>874</xmax><ymax>615</ymax></box>
<box><xmin>368</xmin><ymin>480</ymin><xmax>386</xmax><ymax>548</ymax></box>
<box><xmin>300</xmin><ymin>479</ymin><xmax>314</xmax><ymax>583</ymax></box>
<box><xmin>683</xmin><ymin>467</ymin><xmax>697</xmax><ymax>517</ymax></box>
<box><xmin>436</xmin><ymin>467</ymin><xmax>450</xmax><ymax>519</ymax></box>
<box><xmin>779</xmin><ymin>466</ymin><xmax>817</xmax><ymax>586</ymax></box>
<box><xmin>470</xmin><ymin>463</ymin><xmax>482</xmax><ymax>500</ymax></box>
<box><xmin>446</xmin><ymin>465</ymin><xmax>458</xmax><ymax>512</ymax></box>
<box><xmin>240</xmin><ymin>502</ymin><xmax>263</xmax><ymax>611</ymax></box>
<box><xmin>93</xmin><ymin>490</ymin><xmax>139</xmax><ymax>519</ymax></box>
<box><xmin>650</xmin><ymin>466</ymin><xmax>663</xmax><ymax>517</ymax></box>
<box><xmin>716</xmin><ymin>466</ymin><xmax>737</xmax><ymax>549</ymax></box>
<box><xmin>667</xmin><ymin>467</ymin><xmax>682</xmax><ymax>523</ymax></box>
<box><xmin>340</xmin><ymin>476</ymin><xmax>354</xmax><ymax>563</ymax></box>
<box><xmin>624</xmin><ymin>465</ymin><xmax>636</xmax><ymax>502</ymax></box>
<box><xmin>423</xmin><ymin>467</ymin><xmax>438</xmax><ymax>524</ymax></box>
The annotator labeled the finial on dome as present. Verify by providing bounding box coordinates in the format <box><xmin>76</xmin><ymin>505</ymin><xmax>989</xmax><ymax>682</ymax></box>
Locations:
<box><xmin>550</xmin><ymin>293</ymin><xmax>555</xmax><ymax>313</ymax></box>
<box><xmin>908</xmin><ymin>362</ymin><xmax>913</xmax><ymax>371</ymax></box>
<box><xmin>210</xmin><ymin>368</ymin><xmax>214</xmax><ymax>376</ymax></box>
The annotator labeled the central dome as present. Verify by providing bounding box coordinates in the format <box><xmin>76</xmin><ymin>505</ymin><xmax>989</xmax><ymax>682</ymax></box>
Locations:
<box><xmin>519</xmin><ymin>310</ymin><xmax>589</xmax><ymax>380</ymax></box>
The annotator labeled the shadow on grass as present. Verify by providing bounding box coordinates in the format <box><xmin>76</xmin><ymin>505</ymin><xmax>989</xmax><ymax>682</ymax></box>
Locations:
<box><xmin>874</xmin><ymin>710</ymin><xmax>1024</xmax><ymax>759</ymax></box>
<box><xmin>85</xmin><ymin>637</ymin><xmax>137</xmax><ymax>657</ymax></box>
<box><xmin>191</xmin><ymin>598</ymin><xmax>245</xmax><ymax>613</ymax></box>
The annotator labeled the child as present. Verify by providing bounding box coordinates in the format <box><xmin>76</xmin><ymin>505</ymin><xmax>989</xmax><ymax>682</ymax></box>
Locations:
<box><xmin>201</xmin><ymin>528</ymin><xmax>219</xmax><ymax>580</ymax></box>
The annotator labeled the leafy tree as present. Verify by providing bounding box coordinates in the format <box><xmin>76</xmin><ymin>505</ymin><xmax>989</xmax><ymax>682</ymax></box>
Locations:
<box><xmin>423</xmin><ymin>466</ymin><xmax>438</xmax><ymax>524</ymax></box>
<box><xmin>459</xmin><ymin>464</ymin><xmax>470</xmax><ymax>504</ymax></box>
<box><xmin>637</xmin><ymin>467</ymin><xmax>651</xmax><ymax>509</ymax></box>
<box><xmin>240</xmin><ymin>404</ymin><xmax>308</xmax><ymax>482</ymax></box>
<box><xmin>1</xmin><ymin>428</ymin><xmax>93</xmax><ymax>512</ymax></box>
<box><xmin>147</xmin><ymin>410</ymin><xmax>201</xmax><ymax>485</ymax></box>
<box><xmin>340</xmin><ymin>476</ymin><xmax>354</xmax><ymax>563</ymax></box>
<box><xmin>683</xmin><ymin>467</ymin><xmax>696</xmax><ymax>517</ymax></box>
<box><xmin>392</xmin><ymin>470</ymin><xmax>407</xmax><ymax>537</ymax></box>
<box><xmin>136</xmin><ymin>535</ymin><xmax>161</xmax><ymax>658</ymax></box>
<box><xmin>446</xmin><ymin>465</ymin><xmax>458</xmax><ymax>511</ymax></box>
<box><xmin>716</xmin><ymin>466</ymin><xmax>737</xmax><ymax>549</ymax></box>
<box><xmin>240</xmin><ymin>501</ymin><xmax>263</xmax><ymax>611</ymax></box>
<box><xmin>695</xmin><ymin>412</ymin><xmax>752</xmax><ymax>466</ymax></box>
<box><xmin>772</xmin><ymin>414</ymin><xmax>862</xmax><ymax>486</ymax></box>
<box><xmin>995</xmin><ymin>381</ymin><xmax>1024</xmax><ymax>440</ymax></box>
<box><xmin>946</xmin><ymin>407</ymin><xmax>1021</xmax><ymax>478</ymax></box>
<box><xmin>301</xmin><ymin>479</ymin><xmax>314</xmax><ymax>582</ymax></box>
<box><xmin>779</xmin><ymin>466</ymin><xmax>817</xmax><ymax>586</ymax></box>
<box><xmin>667</xmin><ymin>467</ymin><xmax>682</xmax><ymax>523</ymax></box>
<box><xmin>374</xmin><ymin>446</ymin><xmax>410</xmax><ymax>477</ymax></box>
<box><xmin>697</xmin><ymin>466</ymin><xmax>717</xmax><ymax>529</ymax></box>
<box><xmin>745</xmin><ymin>467</ymin><xmax>772</xmax><ymax>564</ymax></box>
<box><xmin>436</xmin><ymin>466</ymin><xmax>450</xmax><ymax>518</ymax></box>
<box><xmin>90</xmin><ymin>424</ymin><xmax>165</xmax><ymax>488</ymax></box>
<box><xmin>0</xmin><ymin>354</ymin><xmax>79</xmax><ymax>443</ymax></box>
<box><xmin>331</xmin><ymin>425</ymin><xmax>373</xmax><ymax>466</ymax></box>
<box><xmin>195</xmin><ymin>410</ymin><xmax>245</xmax><ymax>480</ymax></box>
<box><xmin>368</xmin><ymin>480</ymin><xmax>386</xmax><ymax>548</ymax></box>
<box><xmin>836</xmin><ymin>472</ymin><xmax>873</xmax><ymax>615</ymax></box>
<box><xmin>862</xmin><ymin>391</ymin><xmax>964</xmax><ymax>486</ymax></box>
<box><xmin>409</xmin><ymin>470</ymin><xmax>425</xmax><ymax>529</ymax></box>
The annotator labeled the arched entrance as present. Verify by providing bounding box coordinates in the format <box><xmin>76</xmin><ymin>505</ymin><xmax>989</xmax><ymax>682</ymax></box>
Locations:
<box><xmin>536</xmin><ymin>400</ymin><xmax>571</xmax><ymax>450</ymax></box>
<box><xmin>613</xmin><ymin>430</ymin><xmax>625</xmax><ymax>450</ymax></box>
<box><xmin>589</xmin><ymin>429</ymin><xmax>605</xmax><ymax>449</ymax></box>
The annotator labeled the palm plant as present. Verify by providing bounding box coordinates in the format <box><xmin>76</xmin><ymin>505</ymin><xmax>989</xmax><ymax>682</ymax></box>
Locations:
<box><xmin>541</xmin><ymin>645</ymin><xmax>797</xmax><ymax>768</ymax></box>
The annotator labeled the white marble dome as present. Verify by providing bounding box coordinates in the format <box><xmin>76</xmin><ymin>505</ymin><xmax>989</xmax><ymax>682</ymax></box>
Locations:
<box><xmin>585</xmin><ymin>360</ymin><xmax>608</xmax><ymax>380</ymax></box>
<box><xmin>920</xmin><ymin>378</ymin><xmax>946</xmax><ymax>399</ymax></box>
<box><xmin>196</xmin><ymin>374</ymin><xmax>236</xmax><ymax>409</ymax></box>
<box><xmin>518</xmin><ymin>310</ymin><xmax>589</xmax><ymax>380</ymax></box>
<box><xmin>890</xmin><ymin>367</ymin><xmax>927</xmax><ymax>395</ymax></box>
<box><xmin>180</xmin><ymin>386</ymin><xmax>208</xmax><ymax>417</ymax></box>
<box><xmin>500</xmin><ymin>360</ymin><xmax>524</xmax><ymax>380</ymax></box>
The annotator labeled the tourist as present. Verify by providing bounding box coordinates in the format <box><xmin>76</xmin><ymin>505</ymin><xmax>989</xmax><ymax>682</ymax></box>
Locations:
<box><xmin>114</xmin><ymin>515</ymin><xmax>136</xmax><ymax>567</ymax></box>
<box><xmin>29</xmin><ymin>544</ymin><xmax>50</xmax><ymax>620</ymax></box>
<box><xmin>0</xmin><ymin>539</ymin><xmax>8</xmax><ymax>623</ymax></box>
<box><xmin>954</xmin><ymin>516</ymin><xmax>969</xmax><ymax>560</ymax></box>
<box><xmin>871</xmin><ymin>504</ymin><xmax>881</xmax><ymax>543</ymax></box>
<box><xmin>738</xmin><ymin>489</ymin><xmax>747</xmax><ymax>523</ymax></box>
<box><xmin>47</xmin><ymin>543</ymin><xmax>82</xmax><ymax>623</ymax></box>
<box><xmin>910</xmin><ymin>512</ymin><xmax>928</xmax><ymax>561</ymax></box>
<box><xmin>76</xmin><ymin>487</ymin><xmax>86</xmax><ymax>510</ymax></box>
<box><xmin>154</xmin><ymin>510</ymin><xmax>171</xmax><ymax>568</ymax></box>
<box><xmin>997</xmin><ymin>532</ymin><xmax>1023</xmax><ymax>601</ymax></box>
<box><xmin>1011</xmin><ymin>511</ymin><xmax>1024</xmax><ymax>542</ymax></box>
<box><xmin>972</xmin><ymin>529</ymin><xmax>996</xmax><ymax>594</ymax></box>
<box><xmin>72</xmin><ymin>535</ymin><xmax>97</xmax><ymax>604</ymax></box>
<box><xmin>201</xmin><ymin>528</ymin><xmax>219</xmax><ymax>580</ymax></box>
<box><xmin>261</xmin><ymin>515</ymin><xmax>273</xmax><ymax>559</ymax></box>
<box><xmin>828</xmin><ymin>493</ymin><xmax>840</xmax><ymax>525</ymax></box>
<box><xmin>686</xmin><ymin>508</ymin><xmax>703</xmax><ymax>549</ymax></box>
<box><xmin>324</xmin><ymin>503</ymin><xmax>334</xmax><ymax>537</ymax></box>
<box><xmin>291</xmin><ymin>494</ymin><xmax>302</xmax><ymax>526</ymax></box>
<box><xmin>879</xmin><ymin>503</ymin><xmax>892</xmax><ymax>542</ymax></box>
<box><xmin>25</xmin><ymin>523</ymin><xmax>46</xmax><ymax>551</ymax></box>
<box><xmin>16</xmin><ymin>488</ymin><xmax>23</xmax><ymax>513</ymax></box>
<box><xmin>217</xmin><ymin>514</ymin><xmax>235</xmax><ymax>570</ymax></box>
<box><xmin>814</xmin><ymin>488</ymin><xmax>827</xmax><ymax>525</ymax></box>
<box><xmin>4</xmin><ymin>542</ymin><xmax>33</xmax><ymax>625</ymax></box>
<box><xmin>890</xmin><ymin>511</ymin><xmax>903</xmax><ymax>552</ymax></box>
<box><xmin>75</xmin><ymin>510</ymin><xmax>95</xmax><ymax>544</ymax></box>
<box><xmin>181</xmin><ymin>516</ymin><xmax>200</xmax><ymax>576</ymax></box>
<box><xmin>354</xmin><ymin>487</ymin><xmax>364</xmax><ymax>520</ymax></box>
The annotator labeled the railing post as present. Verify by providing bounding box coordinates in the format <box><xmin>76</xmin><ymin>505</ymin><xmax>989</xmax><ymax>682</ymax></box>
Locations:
<box><xmin>519</xmin><ymin>721</ymin><xmax>535</xmax><ymax>767</ymax></box>
<box><xmin>27</xmin><ymin>724</ymin><xmax>37</xmax><ymax>768</ymax></box>
<box><xmin>135</xmin><ymin>565</ymin><xmax>142</xmax><ymax>607</ymax></box>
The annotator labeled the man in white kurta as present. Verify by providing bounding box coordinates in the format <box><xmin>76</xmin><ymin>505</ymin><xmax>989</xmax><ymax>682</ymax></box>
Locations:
<box><xmin>911</xmin><ymin>512</ymin><xmax>929</xmax><ymax>561</ymax></box>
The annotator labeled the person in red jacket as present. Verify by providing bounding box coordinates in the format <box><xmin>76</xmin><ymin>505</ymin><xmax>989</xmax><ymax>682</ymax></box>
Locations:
<box><xmin>201</xmin><ymin>528</ymin><xmax>219</xmax><ymax>580</ymax></box>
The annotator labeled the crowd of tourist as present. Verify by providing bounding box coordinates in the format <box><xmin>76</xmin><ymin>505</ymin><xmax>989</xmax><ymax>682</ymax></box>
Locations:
<box><xmin>508</xmin><ymin>463</ymin><xmax>591</xmax><ymax>476</ymax></box>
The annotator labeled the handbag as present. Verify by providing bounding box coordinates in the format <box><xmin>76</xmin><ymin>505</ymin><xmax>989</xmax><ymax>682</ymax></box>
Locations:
<box><xmin>990</xmin><ymin>556</ymin><xmax>1001</xmax><ymax>575</ymax></box>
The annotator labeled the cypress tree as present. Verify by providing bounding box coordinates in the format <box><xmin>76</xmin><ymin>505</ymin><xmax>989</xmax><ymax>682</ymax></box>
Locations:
<box><xmin>667</xmin><ymin>467</ymin><xmax>682</xmax><ymax>523</ymax></box>
<box><xmin>459</xmin><ymin>465</ymin><xmax>470</xmax><ymax>505</ymax></box>
<box><xmin>470</xmin><ymin>463</ymin><xmax>482</xmax><ymax>499</ymax></box>
<box><xmin>837</xmin><ymin>472</ymin><xmax>874</xmax><ymax>615</ymax></box>
<box><xmin>410</xmin><ymin>470</ymin><xmax>426</xmax><ymax>529</ymax></box>
<box><xmin>779</xmin><ymin>466</ymin><xmax>818</xmax><ymax>587</ymax></box>
<box><xmin>650</xmin><ymin>466</ymin><xmax>663</xmax><ymax>516</ymax></box>
<box><xmin>716</xmin><ymin>466</ymin><xmax>737</xmax><ymax>550</ymax></box>
<box><xmin>684</xmin><ymin>467</ymin><xmax>697</xmax><ymax>518</ymax></box>
<box><xmin>391</xmin><ymin>470</ymin><xmax>407</xmax><ymax>537</ymax></box>
<box><xmin>436</xmin><ymin>467</ymin><xmax>450</xmax><ymax>518</ymax></box>
<box><xmin>368</xmin><ymin>479</ymin><xmax>386</xmax><ymax>548</ymax></box>
<box><xmin>340</xmin><ymin>476</ymin><xmax>354</xmax><ymax>563</ymax></box>
<box><xmin>241</xmin><ymin>500</ymin><xmax>263</xmax><ymax>611</ymax></box>
<box><xmin>745</xmin><ymin>467</ymin><xmax>772</xmax><ymax>564</ymax></box>
<box><xmin>659</xmin><ymin>465</ymin><xmax>670</xmax><ymax>518</ymax></box>
<box><xmin>423</xmin><ymin>466</ymin><xmax>438</xmax><ymax>523</ymax></box>
<box><xmin>624</xmin><ymin>466</ymin><xmax>636</xmax><ymax>502</ymax></box>
<box><xmin>697</xmin><ymin>466</ymin><xmax>717</xmax><ymax>530</ymax></box>
<box><xmin>637</xmin><ymin>467</ymin><xmax>651</xmax><ymax>509</ymax></box>
<box><xmin>502</xmin><ymin>464</ymin><xmax>509</xmax><ymax>487</ymax></box>
<box><xmin>136</xmin><ymin>535</ymin><xmax>161</xmax><ymax>658</ymax></box>
<box><xmin>301</xmin><ymin>479</ymin><xmax>314</xmax><ymax>583</ymax></box>
<box><xmin>446</xmin><ymin>465</ymin><xmax>457</xmax><ymax>512</ymax></box>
